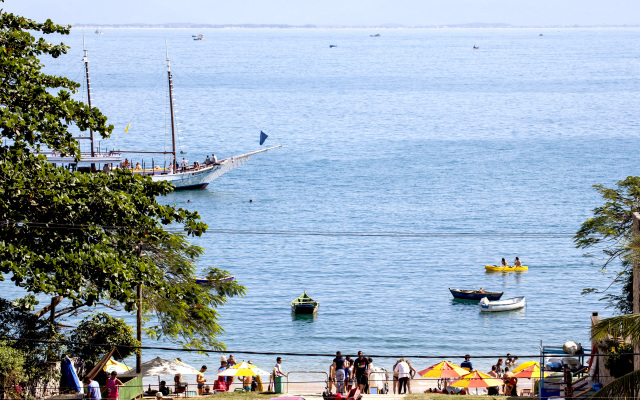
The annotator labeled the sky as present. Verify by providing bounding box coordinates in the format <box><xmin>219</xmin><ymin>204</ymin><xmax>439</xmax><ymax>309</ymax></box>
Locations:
<box><xmin>5</xmin><ymin>0</ymin><xmax>640</xmax><ymax>27</ymax></box>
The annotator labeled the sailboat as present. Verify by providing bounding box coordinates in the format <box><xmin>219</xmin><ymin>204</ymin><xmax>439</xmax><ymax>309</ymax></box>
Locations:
<box><xmin>47</xmin><ymin>42</ymin><xmax>280</xmax><ymax>189</ymax></box>
<box><xmin>46</xmin><ymin>35</ymin><xmax>122</xmax><ymax>171</ymax></box>
<box><xmin>148</xmin><ymin>48</ymin><xmax>281</xmax><ymax>190</ymax></box>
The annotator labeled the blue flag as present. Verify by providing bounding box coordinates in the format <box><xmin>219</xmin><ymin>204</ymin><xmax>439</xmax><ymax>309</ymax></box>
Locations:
<box><xmin>259</xmin><ymin>131</ymin><xmax>268</xmax><ymax>146</ymax></box>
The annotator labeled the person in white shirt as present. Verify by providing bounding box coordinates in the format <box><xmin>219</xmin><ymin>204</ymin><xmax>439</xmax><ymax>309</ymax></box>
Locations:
<box><xmin>274</xmin><ymin>357</ymin><xmax>286</xmax><ymax>377</ymax></box>
<box><xmin>393</xmin><ymin>359</ymin><xmax>410</xmax><ymax>394</ymax></box>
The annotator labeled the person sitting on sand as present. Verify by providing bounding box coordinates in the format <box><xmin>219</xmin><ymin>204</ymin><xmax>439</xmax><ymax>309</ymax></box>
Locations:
<box><xmin>514</xmin><ymin>257</ymin><xmax>522</xmax><ymax>267</ymax></box>
<box><xmin>501</xmin><ymin>258</ymin><xmax>510</xmax><ymax>267</ymax></box>
<box><xmin>487</xmin><ymin>366</ymin><xmax>500</xmax><ymax>395</ymax></box>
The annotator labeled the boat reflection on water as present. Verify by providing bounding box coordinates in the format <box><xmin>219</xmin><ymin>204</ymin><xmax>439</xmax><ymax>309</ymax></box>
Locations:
<box><xmin>291</xmin><ymin>313</ymin><xmax>317</xmax><ymax>323</ymax></box>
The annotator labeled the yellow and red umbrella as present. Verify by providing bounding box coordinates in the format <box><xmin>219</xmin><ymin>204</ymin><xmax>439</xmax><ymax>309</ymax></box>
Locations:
<box><xmin>512</xmin><ymin>360</ymin><xmax>539</xmax><ymax>373</ymax></box>
<box><xmin>418</xmin><ymin>361</ymin><xmax>469</xmax><ymax>391</ymax></box>
<box><xmin>513</xmin><ymin>363</ymin><xmax>550</xmax><ymax>379</ymax></box>
<box><xmin>449</xmin><ymin>370</ymin><xmax>503</xmax><ymax>389</ymax></box>
<box><xmin>418</xmin><ymin>361</ymin><xmax>468</xmax><ymax>378</ymax></box>
<box><xmin>217</xmin><ymin>361</ymin><xmax>269</xmax><ymax>377</ymax></box>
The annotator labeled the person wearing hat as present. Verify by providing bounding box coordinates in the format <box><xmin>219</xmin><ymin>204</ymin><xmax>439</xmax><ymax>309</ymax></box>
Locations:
<box><xmin>106</xmin><ymin>371</ymin><xmax>123</xmax><ymax>400</ymax></box>
<box><xmin>461</xmin><ymin>355</ymin><xmax>472</xmax><ymax>371</ymax></box>
<box><xmin>197</xmin><ymin>365</ymin><xmax>207</xmax><ymax>395</ymax></box>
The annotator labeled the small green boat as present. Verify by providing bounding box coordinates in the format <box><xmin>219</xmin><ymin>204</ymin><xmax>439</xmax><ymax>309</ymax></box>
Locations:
<box><xmin>291</xmin><ymin>291</ymin><xmax>319</xmax><ymax>314</ymax></box>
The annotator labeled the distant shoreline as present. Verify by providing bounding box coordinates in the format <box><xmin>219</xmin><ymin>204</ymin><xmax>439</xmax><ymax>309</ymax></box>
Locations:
<box><xmin>76</xmin><ymin>24</ymin><xmax>640</xmax><ymax>30</ymax></box>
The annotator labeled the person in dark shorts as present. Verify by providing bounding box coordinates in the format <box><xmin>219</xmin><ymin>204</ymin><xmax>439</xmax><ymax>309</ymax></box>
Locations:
<box><xmin>352</xmin><ymin>351</ymin><xmax>369</xmax><ymax>392</ymax></box>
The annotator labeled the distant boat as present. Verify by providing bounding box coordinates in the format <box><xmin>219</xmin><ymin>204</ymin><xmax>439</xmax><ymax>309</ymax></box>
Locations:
<box><xmin>473</xmin><ymin>45</ymin><xmax>479</xmax><ymax>49</ymax></box>
<box><xmin>485</xmin><ymin>265</ymin><xmax>528</xmax><ymax>272</ymax></box>
<box><xmin>449</xmin><ymin>288</ymin><xmax>503</xmax><ymax>301</ymax></box>
<box><xmin>95</xmin><ymin>28</ymin><xmax>103</xmax><ymax>34</ymax></box>
<box><xmin>479</xmin><ymin>296</ymin><xmax>525</xmax><ymax>312</ymax></box>
<box><xmin>539</xmin><ymin>33</ymin><xmax>544</xmax><ymax>36</ymax></box>
<box><xmin>193</xmin><ymin>34</ymin><xmax>204</xmax><ymax>41</ymax></box>
<box><xmin>329</xmin><ymin>44</ymin><xmax>337</xmax><ymax>48</ymax></box>
<box><xmin>370</xmin><ymin>34</ymin><xmax>381</xmax><ymax>37</ymax></box>
<box><xmin>291</xmin><ymin>291</ymin><xmax>319</xmax><ymax>314</ymax></box>
<box><xmin>195</xmin><ymin>275</ymin><xmax>235</xmax><ymax>286</ymax></box>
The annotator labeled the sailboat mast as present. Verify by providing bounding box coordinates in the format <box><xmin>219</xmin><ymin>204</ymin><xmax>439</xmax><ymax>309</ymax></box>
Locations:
<box><xmin>82</xmin><ymin>33</ymin><xmax>95</xmax><ymax>158</ymax></box>
<box><xmin>166</xmin><ymin>46</ymin><xmax>177</xmax><ymax>174</ymax></box>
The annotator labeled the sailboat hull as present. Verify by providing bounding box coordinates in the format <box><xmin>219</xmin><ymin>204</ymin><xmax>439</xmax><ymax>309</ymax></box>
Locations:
<box><xmin>151</xmin><ymin>145</ymin><xmax>282</xmax><ymax>190</ymax></box>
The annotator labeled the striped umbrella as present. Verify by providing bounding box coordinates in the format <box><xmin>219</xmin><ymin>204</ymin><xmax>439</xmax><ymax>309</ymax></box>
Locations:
<box><xmin>450</xmin><ymin>370</ymin><xmax>503</xmax><ymax>389</ymax></box>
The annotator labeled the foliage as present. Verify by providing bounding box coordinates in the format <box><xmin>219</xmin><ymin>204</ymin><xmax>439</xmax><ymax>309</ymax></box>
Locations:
<box><xmin>574</xmin><ymin>176</ymin><xmax>640</xmax><ymax>313</ymax></box>
<box><xmin>601</xmin><ymin>341</ymin><xmax>634</xmax><ymax>378</ymax></box>
<box><xmin>0</xmin><ymin>341</ymin><xmax>26</xmax><ymax>393</ymax></box>
<box><xmin>0</xmin><ymin>5</ymin><xmax>244</xmax><ymax>350</ymax></box>
<box><xmin>0</xmin><ymin>298</ymin><xmax>62</xmax><ymax>396</ymax></box>
<box><xmin>589</xmin><ymin>368</ymin><xmax>640</xmax><ymax>399</ymax></box>
<box><xmin>67</xmin><ymin>313</ymin><xmax>139</xmax><ymax>368</ymax></box>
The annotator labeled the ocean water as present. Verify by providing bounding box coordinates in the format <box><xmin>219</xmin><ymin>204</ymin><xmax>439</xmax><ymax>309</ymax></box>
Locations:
<box><xmin>5</xmin><ymin>27</ymin><xmax>640</xmax><ymax>375</ymax></box>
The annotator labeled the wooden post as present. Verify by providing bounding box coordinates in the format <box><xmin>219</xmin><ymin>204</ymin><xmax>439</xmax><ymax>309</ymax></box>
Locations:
<box><xmin>137</xmin><ymin>283</ymin><xmax>142</xmax><ymax>374</ymax></box>
<box><xmin>631</xmin><ymin>213</ymin><xmax>640</xmax><ymax>371</ymax></box>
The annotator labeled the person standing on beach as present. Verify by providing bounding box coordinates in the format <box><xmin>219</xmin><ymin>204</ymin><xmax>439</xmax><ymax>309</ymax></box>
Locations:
<box><xmin>227</xmin><ymin>355</ymin><xmax>237</xmax><ymax>367</ymax></box>
<box><xmin>333</xmin><ymin>351</ymin><xmax>346</xmax><ymax>394</ymax></box>
<box><xmin>274</xmin><ymin>357</ymin><xmax>287</xmax><ymax>377</ymax></box>
<box><xmin>495</xmin><ymin>358</ymin><xmax>504</xmax><ymax>375</ymax></box>
<box><xmin>84</xmin><ymin>377</ymin><xmax>101</xmax><ymax>400</ymax></box>
<box><xmin>405</xmin><ymin>359</ymin><xmax>418</xmax><ymax>394</ymax></box>
<box><xmin>461</xmin><ymin>355</ymin><xmax>473</xmax><ymax>371</ymax></box>
<box><xmin>106</xmin><ymin>371</ymin><xmax>123</xmax><ymax>400</ymax></box>
<box><xmin>394</xmin><ymin>359</ymin><xmax>410</xmax><ymax>394</ymax></box>
<box><xmin>392</xmin><ymin>359</ymin><xmax>400</xmax><ymax>394</ymax></box>
<box><xmin>216</xmin><ymin>357</ymin><xmax>230</xmax><ymax>391</ymax></box>
<box><xmin>196</xmin><ymin>365</ymin><xmax>207</xmax><ymax>395</ymax></box>
<box><xmin>352</xmin><ymin>351</ymin><xmax>369</xmax><ymax>392</ymax></box>
<box><xmin>344</xmin><ymin>356</ymin><xmax>353</xmax><ymax>392</ymax></box>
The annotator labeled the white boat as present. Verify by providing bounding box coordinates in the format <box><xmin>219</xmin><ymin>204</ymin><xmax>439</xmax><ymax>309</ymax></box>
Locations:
<box><xmin>95</xmin><ymin>28</ymin><xmax>103</xmax><ymax>34</ymax></box>
<box><xmin>479</xmin><ymin>296</ymin><xmax>525</xmax><ymax>312</ymax></box>
<box><xmin>148</xmin><ymin>49</ymin><xmax>281</xmax><ymax>190</ymax></box>
<box><xmin>192</xmin><ymin>34</ymin><xmax>204</xmax><ymax>40</ymax></box>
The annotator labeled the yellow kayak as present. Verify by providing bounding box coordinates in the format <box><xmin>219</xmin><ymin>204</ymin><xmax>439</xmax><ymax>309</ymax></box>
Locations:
<box><xmin>485</xmin><ymin>265</ymin><xmax>528</xmax><ymax>272</ymax></box>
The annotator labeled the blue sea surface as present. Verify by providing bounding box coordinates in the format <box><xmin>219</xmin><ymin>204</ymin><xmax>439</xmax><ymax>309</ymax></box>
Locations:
<box><xmin>5</xmin><ymin>27</ymin><xmax>640</xmax><ymax>374</ymax></box>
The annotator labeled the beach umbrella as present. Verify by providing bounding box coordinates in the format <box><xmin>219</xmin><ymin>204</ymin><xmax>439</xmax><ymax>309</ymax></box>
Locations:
<box><xmin>120</xmin><ymin>357</ymin><xmax>200</xmax><ymax>379</ymax></box>
<box><xmin>417</xmin><ymin>361</ymin><xmax>469</xmax><ymax>391</ymax></box>
<box><xmin>103</xmin><ymin>358</ymin><xmax>131</xmax><ymax>374</ymax></box>
<box><xmin>418</xmin><ymin>361</ymin><xmax>468</xmax><ymax>378</ymax></box>
<box><xmin>217</xmin><ymin>361</ymin><xmax>269</xmax><ymax>377</ymax></box>
<box><xmin>513</xmin><ymin>363</ymin><xmax>550</xmax><ymax>379</ymax></box>
<box><xmin>512</xmin><ymin>360</ymin><xmax>539</xmax><ymax>373</ymax></box>
<box><xmin>449</xmin><ymin>370</ymin><xmax>503</xmax><ymax>390</ymax></box>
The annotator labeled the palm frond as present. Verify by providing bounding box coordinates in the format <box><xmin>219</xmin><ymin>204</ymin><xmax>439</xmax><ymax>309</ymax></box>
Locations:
<box><xmin>591</xmin><ymin>314</ymin><xmax>640</xmax><ymax>347</ymax></box>
<box><xmin>590</xmin><ymin>368</ymin><xmax>640</xmax><ymax>399</ymax></box>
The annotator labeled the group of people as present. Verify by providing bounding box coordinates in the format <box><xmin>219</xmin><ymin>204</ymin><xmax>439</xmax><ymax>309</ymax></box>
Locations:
<box><xmin>326</xmin><ymin>351</ymin><xmax>420</xmax><ymax>395</ymax></box>
<box><xmin>486</xmin><ymin>354</ymin><xmax>520</xmax><ymax>396</ymax></box>
<box><xmin>501</xmin><ymin>257</ymin><xmax>522</xmax><ymax>267</ymax></box>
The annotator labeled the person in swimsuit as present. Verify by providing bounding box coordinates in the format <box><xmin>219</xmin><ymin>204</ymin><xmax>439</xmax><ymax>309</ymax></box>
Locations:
<box><xmin>501</xmin><ymin>258</ymin><xmax>509</xmax><ymax>267</ymax></box>
<box><xmin>514</xmin><ymin>257</ymin><xmax>522</xmax><ymax>267</ymax></box>
<box><xmin>197</xmin><ymin>365</ymin><xmax>207</xmax><ymax>395</ymax></box>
